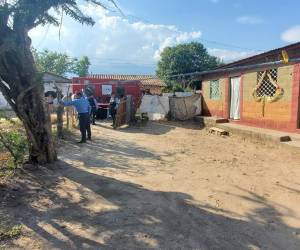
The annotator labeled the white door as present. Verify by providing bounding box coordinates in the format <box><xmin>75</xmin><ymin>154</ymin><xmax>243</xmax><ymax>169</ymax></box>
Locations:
<box><xmin>230</xmin><ymin>77</ymin><xmax>241</xmax><ymax>120</ymax></box>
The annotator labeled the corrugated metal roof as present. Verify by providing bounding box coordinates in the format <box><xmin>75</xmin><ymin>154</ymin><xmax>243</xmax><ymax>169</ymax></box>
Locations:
<box><xmin>88</xmin><ymin>74</ymin><xmax>166</xmax><ymax>87</ymax></box>
<box><xmin>218</xmin><ymin>41</ymin><xmax>300</xmax><ymax>69</ymax></box>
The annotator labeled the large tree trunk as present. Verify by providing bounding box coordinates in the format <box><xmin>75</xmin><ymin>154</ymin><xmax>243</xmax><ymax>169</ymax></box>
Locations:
<box><xmin>19</xmin><ymin>86</ymin><xmax>57</xmax><ymax>164</ymax></box>
<box><xmin>0</xmin><ymin>26</ymin><xmax>57</xmax><ymax>165</ymax></box>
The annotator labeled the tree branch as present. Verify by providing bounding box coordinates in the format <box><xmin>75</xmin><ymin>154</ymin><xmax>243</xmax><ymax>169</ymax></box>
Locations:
<box><xmin>33</xmin><ymin>13</ymin><xmax>60</xmax><ymax>28</ymax></box>
<box><xmin>62</xmin><ymin>4</ymin><xmax>94</xmax><ymax>25</ymax></box>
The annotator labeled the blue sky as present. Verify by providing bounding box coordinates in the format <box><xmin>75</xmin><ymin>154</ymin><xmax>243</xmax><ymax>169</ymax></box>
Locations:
<box><xmin>29</xmin><ymin>0</ymin><xmax>300</xmax><ymax>75</ymax></box>
<box><xmin>121</xmin><ymin>0</ymin><xmax>300</xmax><ymax>50</ymax></box>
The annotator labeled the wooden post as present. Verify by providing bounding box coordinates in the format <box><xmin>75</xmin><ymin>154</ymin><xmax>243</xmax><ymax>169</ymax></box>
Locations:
<box><xmin>66</xmin><ymin>85</ymin><xmax>70</xmax><ymax>130</ymax></box>
<box><xmin>54</xmin><ymin>83</ymin><xmax>64</xmax><ymax>139</ymax></box>
<box><xmin>66</xmin><ymin>109</ymin><xmax>69</xmax><ymax>129</ymax></box>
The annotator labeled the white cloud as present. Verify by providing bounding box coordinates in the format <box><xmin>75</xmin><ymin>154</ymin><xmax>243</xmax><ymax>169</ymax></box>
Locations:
<box><xmin>208</xmin><ymin>48</ymin><xmax>258</xmax><ymax>62</ymax></box>
<box><xmin>236</xmin><ymin>16</ymin><xmax>264</xmax><ymax>24</ymax></box>
<box><xmin>29</xmin><ymin>4</ymin><xmax>202</xmax><ymax>74</ymax></box>
<box><xmin>281</xmin><ymin>25</ymin><xmax>300</xmax><ymax>43</ymax></box>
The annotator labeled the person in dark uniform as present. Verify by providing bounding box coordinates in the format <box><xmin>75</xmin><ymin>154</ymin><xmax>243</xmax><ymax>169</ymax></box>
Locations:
<box><xmin>61</xmin><ymin>92</ymin><xmax>91</xmax><ymax>143</ymax></box>
<box><xmin>88</xmin><ymin>95</ymin><xmax>97</xmax><ymax>125</ymax></box>
<box><xmin>109</xmin><ymin>93</ymin><xmax>120</xmax><ymax>127</ymax></box>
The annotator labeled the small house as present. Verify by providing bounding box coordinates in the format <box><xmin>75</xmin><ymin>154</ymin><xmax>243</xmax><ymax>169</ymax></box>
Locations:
<box><xmin>0</xmin><ymin>72</ymin><xmax>71</xmax><ymax>109</ymax></box>
<box><xmin>200</xmin><ymin>42</ymin><xmax>300</xmax><ymax>132</ymax></box>
<box><xmin>43</xmin><ymin>72</ymin><xmax>71</xmax><ymax>97</ymax></box>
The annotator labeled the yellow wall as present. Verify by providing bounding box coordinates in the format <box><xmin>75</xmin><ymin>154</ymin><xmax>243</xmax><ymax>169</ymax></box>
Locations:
<box><xmin>242</xmin><ymin>65</ymin><xmax>294</xmax><ymax>122</ymax></box>
<box><xmin>202</xmin><ymin>78</ymin><xmax>226</xmax><ymax>116</ymax></box>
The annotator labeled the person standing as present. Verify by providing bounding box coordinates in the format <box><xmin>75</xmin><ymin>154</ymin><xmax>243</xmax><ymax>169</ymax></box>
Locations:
<box><xmin>88</xmin><ymin>95</ymin><xmax>98</xmax><ymax>125</ymax></box>
<box><xmin>61</xmin><ymin>92</ymin><xmax>91</xmax><ymax>143</ymax></box>
<box><xmin>109</xmin><ymin>93</ymin><xmax>120</xmax><ymax>127</ymax></box>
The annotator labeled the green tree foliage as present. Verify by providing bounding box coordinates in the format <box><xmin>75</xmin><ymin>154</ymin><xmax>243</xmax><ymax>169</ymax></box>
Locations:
<box><xmin>157</xmin><ymin>42</ymin><xmax>222</xmax><ymax>79</ymax></box>
<box><xmin>0</xmin><ymin>112</ymin><xmax>28</xmax><ymax>167</ymax></box>
<box><xmin>72</xmin><ymin>56</ymin><xmax>91</xmax><ymax>77</ymax></box>
<box><xmin>33</xmin><ymin>49</ymin><xmax>91</xmax><ymax>77</ymax></box>
<box><xmin>156</xmin><ymin>42</ymin><xmax>223</xmax><ymax>89</ymax></box>
<box><xmin>33</xmin><ymin>49</ymin><xmax>73</xmax><ymax>76</ymax></box>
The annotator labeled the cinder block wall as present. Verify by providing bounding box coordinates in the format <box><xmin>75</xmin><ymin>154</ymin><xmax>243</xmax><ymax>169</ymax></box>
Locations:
<box><xmin>202</xmin><ymin>78</ymin><xmax>227</xmax><ymax>117</ymax></box>
<box><xmin>242</xmin><ymin>65</ymin><xmax>295</xmax><ymax>130</ymax></box>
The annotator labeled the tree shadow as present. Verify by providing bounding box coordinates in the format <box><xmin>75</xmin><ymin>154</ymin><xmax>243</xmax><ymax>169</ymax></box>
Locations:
<box><xmin>276</xmin><ymin>184</ymin><xmax>300</xmax><ymax>195</ymax></box>
<box><xmin>1</xmin><ymin>162</ymin><xmax>300</xmax><ymax>249</ymax></box>
<box><xmin>59</xmin><ymin>135</ymin><xmax>162</xmax><ymax>175</ymax></box>
<box><xmin>94</xmin><ymin>120</ymin><xmax>203</xmax><ymax>135</ymax></box>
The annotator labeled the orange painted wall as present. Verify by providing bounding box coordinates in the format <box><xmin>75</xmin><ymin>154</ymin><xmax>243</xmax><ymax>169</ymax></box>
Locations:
<box><xmin>241</xmin><ymin>65</ymin><xmax>295</xmax><ymax>130</ymax></box>
<box><xmin>202</xmin><ymin>64</ymin><xmax>300</xmax><ymax>131</ymax></box>
<box><xmin>202</xmin><ymin>78</ymin><xmax>227</xmax><ymax>117</ymax></box>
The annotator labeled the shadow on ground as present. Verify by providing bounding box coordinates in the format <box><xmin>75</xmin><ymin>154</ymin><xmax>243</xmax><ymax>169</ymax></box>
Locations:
<box><xmin>95</xmin><ymin>120</ymin><xmax>203</xmax><ymax>135</ymax></box>
<box><xmin>1</xmin><ymin>164</ymin><xmax>300</xmax><ymax>249</ymax></box>
<box><xmin>0</xmin><ymin>135</ymin><xmax>299</xmax><ymax>249</ymax></box>
<box><xmin>60</xmin><ymin>134</ymin><xmax>162</xmax><ymax>175</ymax></box>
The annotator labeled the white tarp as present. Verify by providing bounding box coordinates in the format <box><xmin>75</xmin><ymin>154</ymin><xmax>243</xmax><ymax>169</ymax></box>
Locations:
<box><xmin>139</xmin><ymin>95</ymin><xmax>170</xmax><ymax>120</ymax></box>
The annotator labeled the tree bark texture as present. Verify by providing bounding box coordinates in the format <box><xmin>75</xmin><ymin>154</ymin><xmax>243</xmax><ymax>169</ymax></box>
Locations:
<box><xmin>56</xmin><ymin>107</ymin><xmax>64</xmax><ymax>138</ymax></box>
<box><xmin>0</xmin><ymin>25</ymin><xmax>57</xmax><ymax>164</ymax></box>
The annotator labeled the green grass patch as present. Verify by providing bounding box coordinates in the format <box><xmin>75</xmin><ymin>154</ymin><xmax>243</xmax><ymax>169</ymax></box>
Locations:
<box><xmin>0</xmin><ymin>224</ymin><xmax>22</xmax><ymax>241</ymax></box>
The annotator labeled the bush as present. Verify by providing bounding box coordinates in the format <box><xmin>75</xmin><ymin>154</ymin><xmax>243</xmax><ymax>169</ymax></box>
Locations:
<box><xmin>162</xmin><ymin>82</ymin><xmax>185</xmax><ymax>93</ymax></box>
<box><xmin>0</xmin><ymin>131</ymin><xmax>28</xmax><ymax>167</ymax></box>
<box><xmin>184</xmin><ymin>86</ymin><xmax>193</xmax><ymax>92</ymax></box>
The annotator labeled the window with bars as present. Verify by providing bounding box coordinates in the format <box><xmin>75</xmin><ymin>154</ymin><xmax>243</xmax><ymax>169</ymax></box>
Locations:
<box><xmin>210</xmin><ymin>80</ymin><xmax>220</xmax><ymax>99</ymax></box>
<box><xmin>256</xmin><ymin>68</ymin><xmax>278</xmax><ymax>97</ymax></box>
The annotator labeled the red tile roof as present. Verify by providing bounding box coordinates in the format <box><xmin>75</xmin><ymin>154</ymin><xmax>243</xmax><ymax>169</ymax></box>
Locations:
<box><xmin>88</xmin><ymin>74</ymin><xmax>166</xmax><ymax>87</ymax></box>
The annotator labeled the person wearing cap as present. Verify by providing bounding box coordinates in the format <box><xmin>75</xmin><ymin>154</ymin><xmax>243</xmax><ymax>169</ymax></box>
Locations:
<box><xmin>60</xmin><ymin>91</ymin><xmax>91</xmax><ymax>143</ymax></box>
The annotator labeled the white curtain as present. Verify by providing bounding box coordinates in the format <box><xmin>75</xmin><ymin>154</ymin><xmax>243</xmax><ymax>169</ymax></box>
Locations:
<box><xmin>230</xmin><ymin>77</ymin><xmax>241</xmax><ymax>120</ymax></box>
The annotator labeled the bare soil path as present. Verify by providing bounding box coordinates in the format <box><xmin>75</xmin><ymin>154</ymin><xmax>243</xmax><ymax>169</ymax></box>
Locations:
<box><xmin>1</xmin><ymin>121</ymin><xmax>300</xmax><ymax>249</ymax></box>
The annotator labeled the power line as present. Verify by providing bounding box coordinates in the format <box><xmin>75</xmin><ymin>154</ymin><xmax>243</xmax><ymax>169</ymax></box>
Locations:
<box><xmin>198</xmin><ymin>38</ymin><xmax>265</xmax><ymax>52</ymax></box>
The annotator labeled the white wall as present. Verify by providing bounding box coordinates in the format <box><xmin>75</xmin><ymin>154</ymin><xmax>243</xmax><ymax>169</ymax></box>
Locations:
<box><xmin>44</xmin><ymin>82</ymin><xmax>70</xmax><ymax>97</ymax></box>
<box><xmin>0</xmin><ymin>82</ymin><xmax>71</xmax><ymax>110</ymax></box>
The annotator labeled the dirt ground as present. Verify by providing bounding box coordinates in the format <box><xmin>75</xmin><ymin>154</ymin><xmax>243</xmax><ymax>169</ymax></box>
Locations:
<box><xmin>1</xmin><ymin>121</ymin><xmax>300</xmax><ymax>249</ymax></box>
